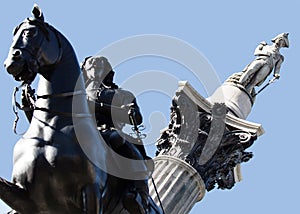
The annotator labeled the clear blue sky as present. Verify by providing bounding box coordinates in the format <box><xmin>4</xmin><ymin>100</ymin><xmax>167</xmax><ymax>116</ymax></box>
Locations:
<box><xmin>0</xmin><ymin>1</ymin><xmax>299</xmax><ymax>213</ymax></box>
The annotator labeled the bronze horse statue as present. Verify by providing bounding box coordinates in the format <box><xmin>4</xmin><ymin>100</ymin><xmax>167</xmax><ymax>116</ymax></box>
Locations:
<box><xmin>2</xmin><ymin>5</ymin><xmax>107</xmax><ymax>213</ymax></box>
<box><xmin>2</xmin><ymin>5</ymin><xmax>162</xmax><ymax>214</ymax></box>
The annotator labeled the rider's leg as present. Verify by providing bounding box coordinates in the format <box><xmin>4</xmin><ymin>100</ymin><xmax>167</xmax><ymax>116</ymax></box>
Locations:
<box><xmin>82</xmin><ymin>183</ymin><xmax>102</xmax><ymax>214</ymax></box>
<box><xmin>107</xmin><ymin>131</ymin><xmax>150</xmax><ymax>213</ymax></box>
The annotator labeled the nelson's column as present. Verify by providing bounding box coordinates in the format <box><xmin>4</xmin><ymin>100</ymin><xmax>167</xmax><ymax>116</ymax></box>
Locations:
<box><xmin>149</xmin><ymin>33</ymin><xmax>289</xmax><ymax>214</ymax></box>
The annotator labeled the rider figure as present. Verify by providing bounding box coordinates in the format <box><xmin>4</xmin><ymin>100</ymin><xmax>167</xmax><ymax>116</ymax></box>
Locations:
<box><xmin>81</xmin><ymin>56</ymin><xmax>150</xmax><ymax>214</ymax></box>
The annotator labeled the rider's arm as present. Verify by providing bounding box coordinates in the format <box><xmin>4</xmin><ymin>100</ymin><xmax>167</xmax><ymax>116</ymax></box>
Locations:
<box><xmin>95</xmin><ymin>100</ymin><xmax>142</xmax><ymax>125</ymax></box>
<box><xmin>119</xmin><ymin>90</ymin><xmax>143</xmax><ymax>125</ymax></box>
<box><xmin>93</xmin><ymin>90</ymin><xmax>143</xmax><ymax>125</ymax></box>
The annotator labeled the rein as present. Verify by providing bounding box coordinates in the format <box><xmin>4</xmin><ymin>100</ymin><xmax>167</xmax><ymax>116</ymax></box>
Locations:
<box><xmin>36</xmin><ymin>90</ymin><xmax>85</xmax><ymax>99</ymax></box>
<box><xmin>12</xmin><ymin>83</ymin><xmax>26</xmax><ymax>135</ymax></box>
<box><xmin>34</xmin><ymin>90</ymin><xmax>91</xmax><ymax>118</ymax></box>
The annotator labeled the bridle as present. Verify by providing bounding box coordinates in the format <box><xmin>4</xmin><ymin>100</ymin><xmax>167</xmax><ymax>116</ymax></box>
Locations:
<box><xmin>12</xmin><ymin>18</ymin><xmax>63</xmax><ymax>81</ymax></box>
<box><xmin>34</xmin><ymin>90</ymin><xmax>90</xmax><ymax>118</ymax></box>
<box><xmin>12</xmin><ymin>83</ymin><xmax>90</xmax><ymax>135</ymax></box>
<box><xmin>11</xmin><ymin>19</ymin><xmax>91</xmax><ymax>134</ymax></box>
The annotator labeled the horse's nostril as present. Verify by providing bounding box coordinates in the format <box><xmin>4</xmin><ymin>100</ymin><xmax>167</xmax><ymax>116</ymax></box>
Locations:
<box><xmin>12</xmin><ymin>50</ymin><xmax>22</xmax><ymax>58</ymax></box>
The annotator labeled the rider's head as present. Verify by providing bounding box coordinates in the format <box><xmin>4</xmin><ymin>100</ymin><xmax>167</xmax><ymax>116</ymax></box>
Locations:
<box><xmin>81</xmin><ymin>56</ymin><xmax>114</xmax><ymax>85</ymax></box>
<box><xmin>271</xmin><ymin>33</ymin><xmax>289</xmax><ymax>48</ymax></box>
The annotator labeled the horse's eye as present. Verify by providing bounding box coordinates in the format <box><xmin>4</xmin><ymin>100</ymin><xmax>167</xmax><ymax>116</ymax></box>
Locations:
<box><xmin>23</xmin><ymin>28</ymin><xmax>37</xmax><ymax>38</ymax></box>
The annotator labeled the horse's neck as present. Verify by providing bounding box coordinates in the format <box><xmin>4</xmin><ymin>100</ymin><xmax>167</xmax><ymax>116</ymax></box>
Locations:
<box><xmin>34</xmin><ymin>40</ymin><xmax>90</xmax><ymax>119</ymax></box>
<box><xmin>36</xmin><ymin>65</ymin><xmax>82</xmax><ymax>95</ymax></box>
<box><xmin>36</xmin><ymin>37</ymin><xmax>82</xmax><ymax>95</ymax></box>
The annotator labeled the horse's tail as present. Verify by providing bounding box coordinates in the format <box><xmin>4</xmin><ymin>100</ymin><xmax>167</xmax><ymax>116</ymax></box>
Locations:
<box><xmin>0</xmin><ymin>177</ymin><xmax>36</xmax><ymax>213</ymax></box>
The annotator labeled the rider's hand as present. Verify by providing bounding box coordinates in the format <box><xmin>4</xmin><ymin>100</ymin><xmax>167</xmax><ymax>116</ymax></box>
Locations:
<box><xmin>121</xmin><ymin>103</ymin><xmax>135</xmax><ymax>115</ymax></box>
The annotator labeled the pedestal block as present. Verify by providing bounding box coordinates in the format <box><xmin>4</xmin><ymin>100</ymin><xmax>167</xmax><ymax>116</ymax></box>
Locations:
<box><xmin>208</xmin><ymin>82</ymin><xmax>254</xmax><ymax>119</ymax></box>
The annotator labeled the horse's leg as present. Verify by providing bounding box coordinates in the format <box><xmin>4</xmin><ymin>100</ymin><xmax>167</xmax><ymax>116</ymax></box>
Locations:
<box><xmin>82</xmin><ymin>183</ymin><xmax>103</xmax><ymax>214</ymax></box>
<box><xmin>0</xmin><ymin>177</ymin><xmax>36</xmax><ymax>213</ymax></box>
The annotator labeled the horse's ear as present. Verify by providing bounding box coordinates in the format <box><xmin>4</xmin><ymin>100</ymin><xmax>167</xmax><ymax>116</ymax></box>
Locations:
<box><xmin>32</xmin><ymin>4</ymin><xmax>44</xmax><ymax>22</ymax></box>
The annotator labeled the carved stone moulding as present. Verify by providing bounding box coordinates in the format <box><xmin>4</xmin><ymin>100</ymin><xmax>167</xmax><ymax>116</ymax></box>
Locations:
<box><xmin>154</xmin><ymin>81</ymin><xmax>265</xmax><ymax>191</ymax></box>
<box><xmin>207</xmin><ymin>82</ymin><xmax>254</xmax><ymax>119</ymax></box>
<box><xmin>176</xmin><ymin>81</ymin><xmax>264</xmax><ymax>136</ymax></box>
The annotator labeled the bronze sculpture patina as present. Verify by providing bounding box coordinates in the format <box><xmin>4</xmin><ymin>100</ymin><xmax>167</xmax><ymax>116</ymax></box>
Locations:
<box><xmin>1</xmin><ymin>5</ymin><xmax>162</xmax><ymax>214</ymax></box>
<box><xmin>2</xmin><ymin>5</ymin><xmax>107</xmax><ymax>213</ymax></box>
<box><xmin>81</xmin><ymin>56</ymin><xmax>161</xmax><ymax>214</ymax></box>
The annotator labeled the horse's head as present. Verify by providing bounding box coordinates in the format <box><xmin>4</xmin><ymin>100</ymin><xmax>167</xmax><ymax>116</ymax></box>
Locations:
<box><xmin>4</xmin><ymin>5</ymin><xmax>61</xmax><ymax>84</ymax></box>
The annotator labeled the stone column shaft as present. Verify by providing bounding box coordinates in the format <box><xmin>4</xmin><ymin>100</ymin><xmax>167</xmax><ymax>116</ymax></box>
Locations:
<box><xmin>149</xmin><ymin>156</ymin><xmax>205</xmax><ymax>214</ymax></box>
